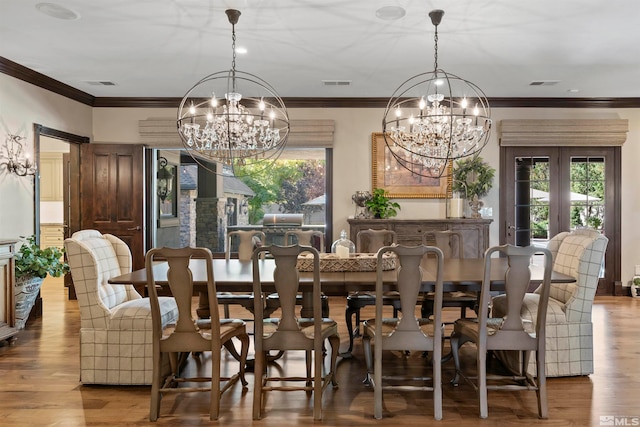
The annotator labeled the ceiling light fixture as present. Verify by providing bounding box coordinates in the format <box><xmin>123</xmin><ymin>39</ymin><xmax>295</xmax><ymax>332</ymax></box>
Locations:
<box><xmin>177</xmin><ymin>9</ymin><xmax>289</xmax><ymax>175</ymax></box>
<box><xmin>0</xmin><ymin>134</ymin><xmax>37</xmax><ymax>177</ymax></box>
<box><xmin>382</xmin><ymin>9</ymin><xmax>491</xmax><ymax>178</ymax></box>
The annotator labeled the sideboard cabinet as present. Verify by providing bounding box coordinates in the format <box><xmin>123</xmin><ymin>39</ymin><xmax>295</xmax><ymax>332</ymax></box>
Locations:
<box><xmin>0</xmin><ymin>239</ymin><xmax>18</xmax><ymax>343</ymax></box>
<box><xmin>348</xmin><ymin>218</ymin><xmax>492</xmax><ymax>259</ymax></box>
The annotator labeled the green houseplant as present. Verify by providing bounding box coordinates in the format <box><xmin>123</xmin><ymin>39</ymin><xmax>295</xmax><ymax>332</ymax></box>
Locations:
<box><xmin>632</xmin><ymin>277</ymin><xmax>640</xmax><ymax>299</ymax></box>
<box><xmin>15</xmin><ymin>235</ymin><xmax>69</xmax><ymax>279</ymax></box>
<box><xmin>14</xmin><ymin>235</ymin><xmax>69</xmax><ymax>329</ymax></box>
<box><xmin>365</xmin><ymin>188</ymin><xmax>401</xmax><ymax>219</ymax></box>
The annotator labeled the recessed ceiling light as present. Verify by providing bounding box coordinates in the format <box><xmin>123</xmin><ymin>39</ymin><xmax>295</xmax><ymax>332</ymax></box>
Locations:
<box><xmin>235</xmin><ymin>46</ymin><xmax>248</xmax><ymax>54</ymax></box>
<box><xmin>567</xmin><ymin>89</ymin><xmax>580</xmax><ymax>93</ymax></box>
<box><xmin>375</xmin><ymin>6</ymin><xmax>406</xmax><ymax>21</ymax></box>
<box><xmin>36</xmin><ymin>3</ymin><xmax>80</xmax><ymax>20</ymax></box>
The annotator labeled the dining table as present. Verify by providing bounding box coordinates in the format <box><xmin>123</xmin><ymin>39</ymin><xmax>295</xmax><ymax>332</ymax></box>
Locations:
<box><xmin>109</xmin><ymin>256</ymin><xmax>575</xmax><ymax>318</ymax></box>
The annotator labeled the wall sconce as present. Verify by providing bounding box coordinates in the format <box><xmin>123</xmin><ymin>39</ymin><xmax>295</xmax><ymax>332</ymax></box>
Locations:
<box><xmin>0</xmin><ymin>134</ymin><xmax>36</xmax><ymax>176</ymax></box>
<box><xmin>156</xmin><ymin>156</ymin><xmax>173</xmax><ymax>202</ymax></box>
<box><xmin>240</xmin><ymin>199</ymin><xmax>249</xmax><ymax>216</ymax></box>
<box><xmin>225</xmin><ymin>199</ymin><xmax>236</xmax><ymax>216</ymax></box>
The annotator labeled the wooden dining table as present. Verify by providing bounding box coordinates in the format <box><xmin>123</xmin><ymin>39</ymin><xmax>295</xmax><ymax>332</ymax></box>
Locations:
<box><xmin>109</xmin><ymin>256</ymin><xmax>575</xmax><ymax>317</ymax></box>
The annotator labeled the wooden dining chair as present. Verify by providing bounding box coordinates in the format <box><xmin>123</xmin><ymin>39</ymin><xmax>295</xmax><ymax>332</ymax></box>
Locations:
<box><xmin>421</xmin><ymin>230</ymin><xmax>477</xmax><ymax>319</ymax></box>
<box><xmin>219</xmin><ymin>230</ymin><xmax>266</xmax><ymax>318</ymax></box>
<box><xmin>344</xmin><ymin>229</ymin><xmax>401</xmax><ymax>355</ymax></box>
<box><xmin>450</xmin><ymin>244</ymin><xmax>553</xmax><ymax>419</ymax></box>
<box><xmin>284</xmin><ymin>229</ymin><xmax>325</xmax><ymax>252</ymax></box>
<box><xmin>362</xmin><ymin>244</ymin><xmax>445</xmax><ymax>420</ymax></box>
<box><xmin>252</xmin><ymin>244</ymin><xmax>340</xmax><ymax>421</ymax></box>
<box><xmin>146</xmin><ymin>246</ymin><xmax>249</xmax><ymax>421</ymax></box>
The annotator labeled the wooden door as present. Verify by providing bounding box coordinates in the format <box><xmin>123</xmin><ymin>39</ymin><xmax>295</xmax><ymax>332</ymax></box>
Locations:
<box><xmin>80</xmin><ymin>144</ymin><xmax>145</xmax><ymax>270</ymax></box>
<box><xmin>500</xmin><ymin>146</ymin><xmax>620</xmax><ymax>295</ymax></box>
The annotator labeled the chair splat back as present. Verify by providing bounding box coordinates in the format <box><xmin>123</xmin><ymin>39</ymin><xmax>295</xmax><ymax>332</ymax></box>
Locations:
<box><xmin>356</xmin><ymin>229</ymin><xmax>397</xmax><ymax>253</ymax></box>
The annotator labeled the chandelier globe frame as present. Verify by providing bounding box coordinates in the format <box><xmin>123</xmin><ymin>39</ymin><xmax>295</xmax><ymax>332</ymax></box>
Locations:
<box><xmin>382</xmin><ymin>9</ymin><xmax>492</xmax><ymax>179</ymax></box>
<box><xmin>176</xmin><ymin>9</ymin><xmax>290</xmax><ymax>176</ymax></box>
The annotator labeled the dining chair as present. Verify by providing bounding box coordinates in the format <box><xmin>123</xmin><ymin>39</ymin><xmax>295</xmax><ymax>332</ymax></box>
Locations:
<box><xmin>252</xmin><ymin>244</ymin><xmax>340</xmax><ymax>421</ymax></box>
<box><xmin>219</xmin><ymin>230</ymin><xmax>266</xmax><ymax>318</ymax></box>
<box><xmin>450</xmin><ymin>244</ymin><xmax>553</xmax><ymax>419</ymax></box>
<box><xmin>284</xmin><ymin>229</ymin><xmax>325</xmax><ymax>252</ymax></box>
<box><xmin>146</xmin><ymin>246</ymin><xmax>249</xmax><ymax>421</ymax></box>
<box><xmin>492</xmin><ymin>228</ymin><xmax>608</xmax><ymax>377</ymax></box>
<box><xmin>421</xmin><ymin>230</ymin><xmax>477</xmax><ymax>319</ymax></box>
<box><xmin>344</xmin><ymin>229</ymin><xmax>402</xmax><ymax>355</ymax></box>
<box><xmin>361</xmin><ymin>244</ymin><xmax>445</xmax><ymax>420</ymax></box>
<box><xmin>64</xmin><ymin>229</ymin><xmax>179</xmax><ymax>385</ymax></box>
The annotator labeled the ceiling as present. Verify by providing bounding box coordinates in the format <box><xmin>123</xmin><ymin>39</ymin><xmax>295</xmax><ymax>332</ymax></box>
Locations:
<box><xmin>2</xmin><ymin>0</ymin><xmax>640</xmax><ymax>100</ymax></box>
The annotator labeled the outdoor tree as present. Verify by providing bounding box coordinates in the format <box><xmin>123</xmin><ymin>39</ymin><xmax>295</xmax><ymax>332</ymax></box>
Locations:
<box><xmin>235</xmin><ymin>159</ymin><xmax>325</xmax><ymax>223</ymax></box>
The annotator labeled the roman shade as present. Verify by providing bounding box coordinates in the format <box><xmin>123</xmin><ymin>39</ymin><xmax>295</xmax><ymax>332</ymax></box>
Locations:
<box><xmin>499</xmin><ymin>119</ymin><xmax>628</xmax><ymax>146</ymax></box>
<box><xmin>139</xmin><ymin>117</ymin><xmax>335</xmax><ymax>148</ymax></box>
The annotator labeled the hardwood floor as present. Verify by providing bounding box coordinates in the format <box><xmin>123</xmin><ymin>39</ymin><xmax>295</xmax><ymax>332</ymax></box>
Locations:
<box><xmin>0</xmin><ymin>276</ymin><xmax>638</xmax><ymax>426</ymax></box>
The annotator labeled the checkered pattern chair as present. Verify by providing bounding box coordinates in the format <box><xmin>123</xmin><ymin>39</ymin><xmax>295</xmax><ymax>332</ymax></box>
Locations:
<box><xmin>64</xmin><ymin>230</ymin><xmax>178</xmax><ymax>385</ymax></box>
<box><xmin>492</xmin><ymin>228</ymin><xmax>608</xmax><ymax>377</ymax></box>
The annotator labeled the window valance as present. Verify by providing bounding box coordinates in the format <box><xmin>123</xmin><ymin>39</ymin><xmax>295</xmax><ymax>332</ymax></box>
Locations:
<box><xmin>499</xmin><ymin>119</ymin><xmax>628</xmax><ymax>146</ymax></box>
<box><xmin>139</xmin><ymin>118</ymin><xmax>335</xmax><ymax>148</ymax></box>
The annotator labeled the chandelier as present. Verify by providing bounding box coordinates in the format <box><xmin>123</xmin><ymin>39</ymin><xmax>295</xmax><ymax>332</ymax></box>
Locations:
<box><xmin>177</xmin><ymin>9</ymin><xmax>289</xmax><ymax>175</ymax></box>
<box><xmin>0</xmin><ymin>134</ymin><xmax>36</xmax><ymax>177</ymax></box>
<box><xmin>382</xmin><ymin>9</ymin><xmax>491</xmax><ymax>178</ymax></box>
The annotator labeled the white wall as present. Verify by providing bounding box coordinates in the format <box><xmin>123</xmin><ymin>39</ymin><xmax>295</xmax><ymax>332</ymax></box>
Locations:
<box><xmin>3</xmin><ymin>74</ymin><xmax>639</xmax><ymax>287</ymax></box>
<box><xmin>0</xmin><ymin>74</ymin><xmax>92</xmax><ymax>239</ymax></box>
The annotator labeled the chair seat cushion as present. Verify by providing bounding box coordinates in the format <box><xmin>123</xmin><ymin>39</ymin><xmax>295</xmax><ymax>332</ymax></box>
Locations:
<box><xmin>191</xmin><ymin>318</ymin><xmax>246</xmax><ymax>341</ymax></box>
<box><xmin>492</xmin><ymin>293</ymin><xmax>568</xmax><ymax>325</ymax></box>
<box><xmin>109</xmin><ymin>296</ymin><xmax>178</xmax><ymax>331</ymax></box>
<box><xmin>262</xmin><ymin>317</ymin><xmax>338</xmax><ymax>339</ymax></box>
<box><xmin>363</xmin><ymin>317</ymin><xmax>435</xmax><ymax>337</ymax></box>
<box><xmin>454</xmin><ymin>316</ymin><xmax>535</xmax><ymax>338</ymax></box>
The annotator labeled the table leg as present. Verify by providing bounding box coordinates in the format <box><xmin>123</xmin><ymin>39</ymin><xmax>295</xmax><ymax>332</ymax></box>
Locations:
<box><xmin>196</xmin><ymin>291</ymin><xmax>210</xmax><ymax>319</ymax></box>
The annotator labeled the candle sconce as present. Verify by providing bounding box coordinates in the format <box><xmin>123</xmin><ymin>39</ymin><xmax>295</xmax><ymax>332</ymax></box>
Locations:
<box><xmin>0</xmin><ymin>134</ymin><xmax>37</xmax><ymax>177</ymax></box>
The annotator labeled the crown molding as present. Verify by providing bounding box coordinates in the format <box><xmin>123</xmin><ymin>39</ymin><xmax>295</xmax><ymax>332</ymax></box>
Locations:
<box><xmin>0</xmin><ymin>56</ymin><xmax>95</xmax><ymax>106</ymax></box>
<box><xmin>3</xmin><ymin>56</ymin><xmax>640</xmax><ymax>109</ymax></box>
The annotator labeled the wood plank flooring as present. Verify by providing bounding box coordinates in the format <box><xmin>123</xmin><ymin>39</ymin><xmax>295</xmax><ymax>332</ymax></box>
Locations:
<box><xmin>0</xmin><ymin>276</ymin><xmax>638</xmax><ymax>426</ymax></box>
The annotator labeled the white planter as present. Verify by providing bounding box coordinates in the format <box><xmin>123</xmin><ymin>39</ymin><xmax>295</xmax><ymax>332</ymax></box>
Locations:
<box><xmin>14</xmin><ymin>276</ymin><xmax>45</xmax><ymax>329</ymax></box>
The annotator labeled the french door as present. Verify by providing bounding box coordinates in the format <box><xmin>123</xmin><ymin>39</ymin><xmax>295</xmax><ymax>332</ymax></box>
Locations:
<box><xmin>500</xmin><ymin>146</ymin><xmax>621</xmax><ymax>295</ymax></box>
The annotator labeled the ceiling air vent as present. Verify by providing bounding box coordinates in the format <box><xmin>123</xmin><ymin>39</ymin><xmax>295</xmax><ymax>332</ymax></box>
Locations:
<box><xmin>322</xmin><ymin>80</ymin><xmax>352</xmax><ymax>86</ymax></box>
<box><xmin>529</xmin><ymin>80</ymin><xmax>560</xmax><ymax>86</ymax></box>
<box><xmin>85</xmin><ymin>81</ymin><xmax>116</xmax><ymax>86</ymax></box>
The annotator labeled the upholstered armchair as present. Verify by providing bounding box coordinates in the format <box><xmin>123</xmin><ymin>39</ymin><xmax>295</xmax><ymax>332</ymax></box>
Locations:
<box><xmin>492</xmin><ymin>228</ymin><xmax>608</xmax><ymax>377</ymax></box>
<box><xmin>64</xmin><ymin>230</ymin><xmax>178</xmax><ymax>385</ymax></box>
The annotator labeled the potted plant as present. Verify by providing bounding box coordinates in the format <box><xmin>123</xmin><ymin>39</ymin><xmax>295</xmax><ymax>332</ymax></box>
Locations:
<box><xmin>631</xmin><ymin>277</ymin><xmax>640</xmax><ymax>299</ymax></box>
<box><xmin>14</xmin><ymin>235</ymin><xmax>69</xmax><ymax>328</ymax></box>
<box><xmin>365</xmin><ymin>188</ymin><xmax>401</xmax><ymax>219</ymax></box>
<box><xmin>452</xmin><ymin>156</ymin><xmax>495</xmax><ymax>218</ymax></box>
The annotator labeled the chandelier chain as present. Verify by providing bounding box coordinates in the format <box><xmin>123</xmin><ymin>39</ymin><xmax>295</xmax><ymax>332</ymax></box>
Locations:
<box><xmin>433</xmin><ymin>24</ymin><xmax>438</xmax><ymax>71</ymax></box>
<box><xmin>231</xmin><ymin>22</ymin><xmax>237</xmax><ymax>91</ymax></box>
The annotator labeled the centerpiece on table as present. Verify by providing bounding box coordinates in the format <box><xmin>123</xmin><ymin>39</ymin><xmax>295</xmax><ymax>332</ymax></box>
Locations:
<box><xmin>14</xmin><ymin>235</ymin><xmax>69</xmax><ymax>329</ymax></box>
